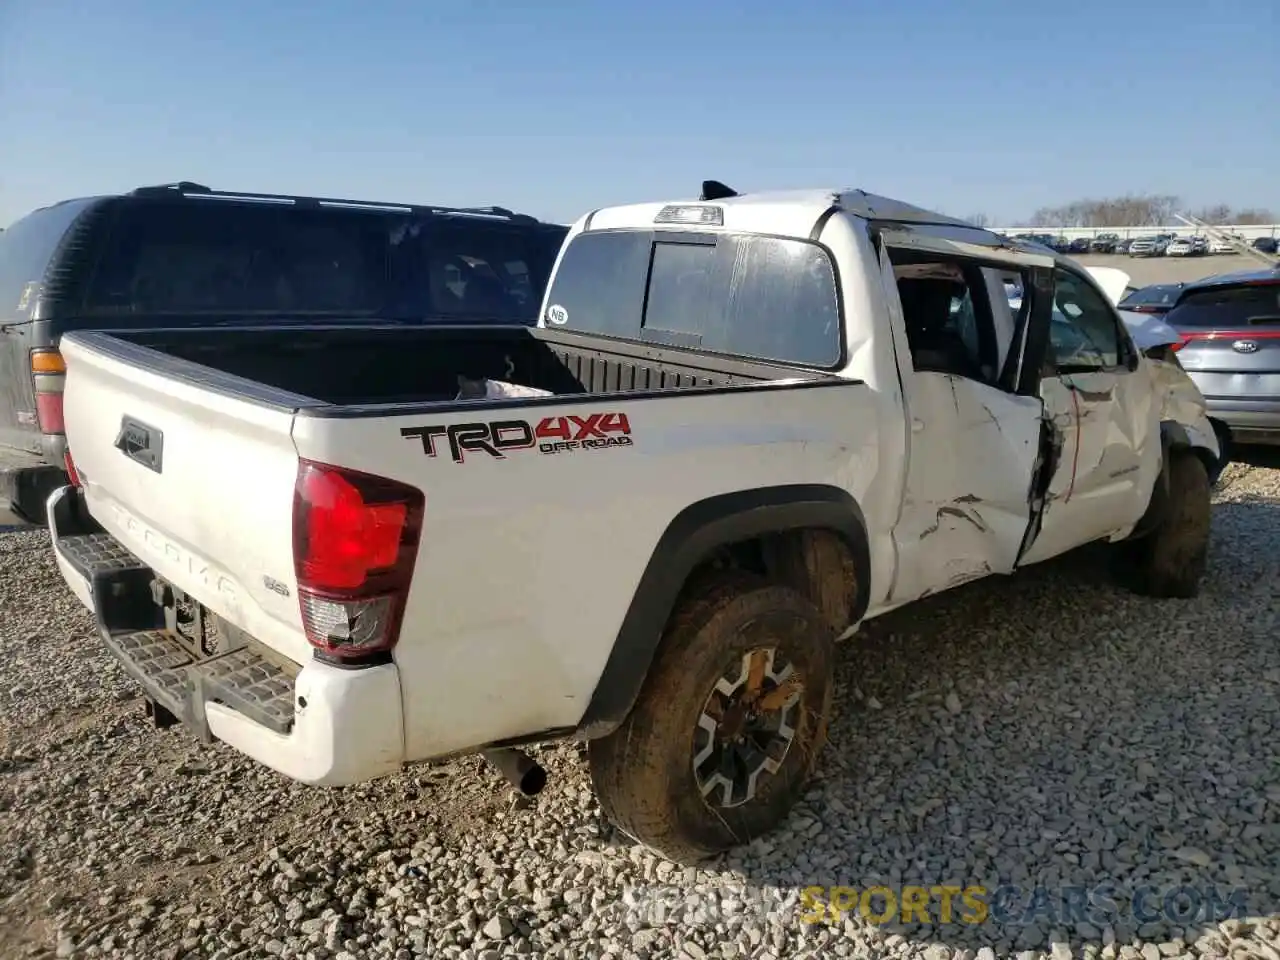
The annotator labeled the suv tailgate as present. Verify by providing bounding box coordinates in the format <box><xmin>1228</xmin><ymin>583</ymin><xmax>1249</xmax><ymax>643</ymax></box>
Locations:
<box><xmin>59</xmin><ymin>331</ymin><xmax>310</xmax><ymax>663</ymax></box>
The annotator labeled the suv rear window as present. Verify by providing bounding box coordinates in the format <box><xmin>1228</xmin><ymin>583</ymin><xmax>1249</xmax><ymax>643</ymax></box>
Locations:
<box><xmin>543</xmin><ymin>229</ymin><xmax>841</xmax><ymax>366</ymax></box>
<box><xmin>0</xmin><ymin>198</ymin><xmax>99</xmax><ymax>318</ymax></box>
<box><xmin>1165</xmin><ymin>282</ymin><xmax>1280</xmax><ymax>328</ymax></box>
<box><xmin>1119</xmin><ymin>284</ymin><xmax>1181</xmax><ymax>307</ymax></box>
<box><xmin>85</xmin><ymin>200</ymin><xmax>565</xmax><ymax>322</ymax></box>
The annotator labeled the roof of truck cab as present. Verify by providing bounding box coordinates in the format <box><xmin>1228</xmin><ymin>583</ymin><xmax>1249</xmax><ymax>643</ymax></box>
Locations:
<box><xmin>583</xmin><ymin>187</ymin><xmax>1002</xmax><ymax>244</ymax></box>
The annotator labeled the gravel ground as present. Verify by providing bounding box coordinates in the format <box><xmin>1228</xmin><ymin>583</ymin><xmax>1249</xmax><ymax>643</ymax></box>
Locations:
<box><xmin>2</xmin><ymin>457</ymin><xmax>1278</xmax><ymax>960</ymax></box>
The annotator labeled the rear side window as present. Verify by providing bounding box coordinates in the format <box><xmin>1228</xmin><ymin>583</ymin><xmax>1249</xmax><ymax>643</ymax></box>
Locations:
<box><xmin>85</xmin><ymin>200</ymin><xmax>565</xmax><ymax>322</ymax></box>
<box><xmin>544</xmin><ymin>230</ymin><xmax>841</xmax><ymax>366</ymax></box>
<box><xmin>1120</xmin><ymin>285</ymin><xmax>1181</xmax><ymax>308</ymax></box>
<box><xmin>393</xmin><ymin>219</ymin><xmax>565</xmax><ymax>323</ymax></box>
<box><xmin>0</xmin><ymin>199</ymin><xmax>98</xmax><ymax>317</ymax></box>
<box><xmin>1165</xmin><ymin>283</ymin><xmax>1280</xmax><ymax>328</ymax></box>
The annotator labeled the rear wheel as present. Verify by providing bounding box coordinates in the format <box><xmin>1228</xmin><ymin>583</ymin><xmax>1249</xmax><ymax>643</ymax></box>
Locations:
<box><xmin>1130</xmin><ymin>451</ymin><xmax>1212</xmax><ymax>598</ymax></box>
<box><xmin>588</xmin><ymin>573</ymin><xmax>835</xmax><ymax>863</ymax></box>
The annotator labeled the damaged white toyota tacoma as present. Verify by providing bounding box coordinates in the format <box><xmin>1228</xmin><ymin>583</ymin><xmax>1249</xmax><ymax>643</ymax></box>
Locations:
<box><xmin>47</xmin><ymin>182</ymin><xmax>1221</xmax><ymax>862</ymax></box>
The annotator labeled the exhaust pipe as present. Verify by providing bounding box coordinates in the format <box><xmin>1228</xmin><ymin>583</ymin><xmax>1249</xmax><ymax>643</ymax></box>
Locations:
<box><xmin>482</xmin><ymin>748</ymin><xmax>547</xmax><ymax>797</ymax></box>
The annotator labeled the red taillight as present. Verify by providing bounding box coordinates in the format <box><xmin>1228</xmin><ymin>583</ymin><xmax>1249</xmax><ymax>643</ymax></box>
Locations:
<box><xmin>297</xmin><ymin>470</ymin><xmax>407</xmax><ymax>589</ymax></box>
<box><xmin>34</xmin><ymin>392</ymin><xmax>65</xmax><ymax>434</ymax></box>
<box><xmin>64</xmin><ymin>450</ymin><xmax>81</xmax><ymax>487</ymax></box>
<box><xmin>292</xmin><ymin>460</ymin><xmax>424</xmax><ymax>662</ymax></box>
<box><xmin>1171</xmin><ymin>329</ymin><xmax>1280</xmax><ymax>352</ymax></box>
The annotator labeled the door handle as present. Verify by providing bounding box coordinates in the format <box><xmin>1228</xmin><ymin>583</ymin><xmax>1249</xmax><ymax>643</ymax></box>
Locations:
<box><xmin>911</xmin><ymin>418</ymin><xmax>925</xmax><ymax>433</ymax></box>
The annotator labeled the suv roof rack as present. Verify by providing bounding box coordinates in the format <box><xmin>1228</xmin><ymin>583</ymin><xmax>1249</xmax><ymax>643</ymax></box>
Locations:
<box><xmin>131</xmin><ymin>181</ymin><xmax>213</xmax><ymax>195</ymax></box>
<box><xmin>125</xmin><ymin>183</ymin><xmax>541</xmax><ymax>223</ymax></box>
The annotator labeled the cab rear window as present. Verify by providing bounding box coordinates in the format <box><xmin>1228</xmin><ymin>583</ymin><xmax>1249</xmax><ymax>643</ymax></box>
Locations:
<box><xmin>544</xmin><ymin>229</ymin><xmax>842</xmax><ymax>367</ymax></box>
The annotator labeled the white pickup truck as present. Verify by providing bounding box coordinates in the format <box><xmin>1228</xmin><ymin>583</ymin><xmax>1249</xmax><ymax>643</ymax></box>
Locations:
<box><xmin>48</xmin><ymin>183</ymin><xmax>1220</xmax><ymax>863</ymax></box>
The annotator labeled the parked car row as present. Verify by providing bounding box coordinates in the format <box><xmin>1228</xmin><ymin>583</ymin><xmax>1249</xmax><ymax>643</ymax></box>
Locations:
<box><xmin>1006</xmin><ymin>230</ymin><xmax>1277</xmax><ymax>257</ymax></box>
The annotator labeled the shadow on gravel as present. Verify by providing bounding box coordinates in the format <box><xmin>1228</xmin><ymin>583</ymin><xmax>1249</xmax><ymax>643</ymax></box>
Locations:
<box><xmin>705</xmin><ymin>530</ymin><xmax>1280</xmax><ymax>956</ymax></box>
<box><xmin>1230</xmin><ymin>444</ymin><xmax>1280</xmax><ymax>471</ymax></box>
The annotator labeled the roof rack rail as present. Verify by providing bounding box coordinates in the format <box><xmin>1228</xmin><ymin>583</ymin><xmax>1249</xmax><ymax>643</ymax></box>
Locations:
<box><xmin>449</xmin><ymin>204</ymin><xmax>540</xmax><ymax>223</ymax></box>
<box><xmin>130</xmin><ymin>181</ymin><xmax>213</xmax><ymax>195</ymax></box>
<box><xmin>126</xmin><ymin>184</ymin><xmax>541</xmax><ymax>222</ymax></box>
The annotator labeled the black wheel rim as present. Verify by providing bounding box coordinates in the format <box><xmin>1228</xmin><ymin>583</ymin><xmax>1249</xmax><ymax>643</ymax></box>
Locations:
<box><xmin>692</xmin><ymin>647</ymin><xmax>804</xmax><ymax>808</ymax></box>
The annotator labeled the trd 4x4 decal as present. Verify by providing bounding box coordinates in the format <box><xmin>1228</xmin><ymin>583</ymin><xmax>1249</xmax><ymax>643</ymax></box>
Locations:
<box><xmin>402</xmin><ymin>413</ymin><xmax>633</xmax><ymax>464</ymax></box>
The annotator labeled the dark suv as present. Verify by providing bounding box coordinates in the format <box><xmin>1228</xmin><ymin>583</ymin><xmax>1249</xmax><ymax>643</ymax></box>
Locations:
<box><xmin>0</xmin><ymin>182</ymin><xmax>568</xmax><ymax>525</ymax></box>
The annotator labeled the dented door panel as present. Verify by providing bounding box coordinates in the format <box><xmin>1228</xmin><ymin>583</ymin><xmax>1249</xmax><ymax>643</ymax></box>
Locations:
<box><xmin>1020</xmin><ymin>370</ymin><xmax>1159</xmax><ymax>566</ymax></box>
<box><xmin>890</xmin><ymin>372</ymin><xmax>1044</xmax><ymax>604</ymax></box>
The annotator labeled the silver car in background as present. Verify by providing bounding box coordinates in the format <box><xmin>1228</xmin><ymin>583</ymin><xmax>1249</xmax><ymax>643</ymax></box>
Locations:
<box><xmin>1166</xmin><ymin>269</ymin><xmax>1280</xmax><ymax>449</ymax></box>
<box><xmin>1129</xmin><ymin>235</ymin><xmax>1170</xmax><ymax>257</ymax></box>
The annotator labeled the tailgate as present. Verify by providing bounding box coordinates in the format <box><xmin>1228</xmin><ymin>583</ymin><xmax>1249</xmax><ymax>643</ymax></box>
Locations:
<box><xmin>1177</xmin><ymin>335</ymin><xmax>1280</xmax><ymax>399</ymax></box>
<box><xmin>60</xmin><ymin>333</ymin><xmax>309</xmax><ymax>663</ymax></box>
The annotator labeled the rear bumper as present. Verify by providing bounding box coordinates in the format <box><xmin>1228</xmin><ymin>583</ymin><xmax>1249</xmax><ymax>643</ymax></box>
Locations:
<box><xmin>1202</xmin><ymin>399</ymin><xmax>1280</xmax><ymax>446</ymax></box>
<box><xmin>46</xmin><ymin>485</ymin><xmax>406</xmax><ymax>786</ymax></box>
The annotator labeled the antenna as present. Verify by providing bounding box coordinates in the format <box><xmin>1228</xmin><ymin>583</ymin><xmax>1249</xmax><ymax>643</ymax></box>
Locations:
<box><xmin>700</xmin><ymin>180</ymin><xmax>739</xmax><ymax>201</ymax></box>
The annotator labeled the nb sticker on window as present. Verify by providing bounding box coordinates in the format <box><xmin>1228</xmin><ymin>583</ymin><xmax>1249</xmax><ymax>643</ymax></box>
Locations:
<box><xmin>17</xmin><ymin>282</ymin><xmax>38</xmax><ymax>312</ymax></box>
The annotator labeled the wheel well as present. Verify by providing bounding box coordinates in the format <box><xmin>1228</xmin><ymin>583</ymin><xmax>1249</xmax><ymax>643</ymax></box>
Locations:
<box><xmin>577</xmin><ymin>484</ymin><xmax>871</xmax><ymax>737</ymax></box>
<box><xmin>1132</xmin><ymin>430</ymin><xmax>1222</xmax><ymax>541</ymax></box>
<box><xmin>677</xmin><ymin>527</ymin><xmax>863</xmax><ymax>635</ymax></box>
<box><xmin>1174</xmin><ymin>435</ymin><xmax>1224</xmax><ymax>487</ymax></box>
<box><xmin>1162</xmin><ymin>420</ymin><xmax>1226</xmax><ymax>485</ymax></box>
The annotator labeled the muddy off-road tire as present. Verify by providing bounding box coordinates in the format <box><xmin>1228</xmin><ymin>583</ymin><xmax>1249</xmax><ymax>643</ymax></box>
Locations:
<box><xmin>1131</xmin><ymin>451</ymin><xmax>1212</xmax><ymax>598</ymax></box>
<box><xmin>588</xmin><ymin>573</ymin><xmax>836</xmax><ymax>864</ymax></box>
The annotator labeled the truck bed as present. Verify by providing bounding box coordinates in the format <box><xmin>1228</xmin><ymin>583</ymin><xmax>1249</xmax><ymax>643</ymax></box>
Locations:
<box><xmin>56</xmin><ymin>321</ymin><xmax>874</xmax><ymax>773</ymax></box>
<box><xmin>82</xmin><ymin>325</ymin><xmax>826</xmax><ymax>412</ymax></box>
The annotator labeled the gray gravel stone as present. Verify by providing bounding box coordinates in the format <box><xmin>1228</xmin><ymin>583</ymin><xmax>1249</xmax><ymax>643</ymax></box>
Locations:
<box><xmin>2</xmin><ymin>459</ymin><xmax>1280</xmax><ymax>959</ymax></box>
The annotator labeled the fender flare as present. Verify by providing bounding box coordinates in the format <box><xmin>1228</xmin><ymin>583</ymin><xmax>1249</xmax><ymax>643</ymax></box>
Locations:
<box><xmin>577</xmin><ymin>484</ymin><xmax>871</xmax><ymax>737</ymax></box>
<box><xmin>1132</xmin><ymin>421</ymin><xmax>1220</xmax><ymax>540</ymax></box>
<box><xmin>1163</xmin><ymin>419</ymin><xmax>1224</xmax><ymax>483</ymax></box>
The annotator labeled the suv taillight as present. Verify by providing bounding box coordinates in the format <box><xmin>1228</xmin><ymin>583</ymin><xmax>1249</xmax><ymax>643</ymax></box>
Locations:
<box><xmin>31</xmin><ymin>349</ymin><xmax>66</xmax><ymax>434</ymax></box>
<box><xmin>291</xmin><ymin>460</ymin><xmax>424</xmax><ymax>664</ymax></box>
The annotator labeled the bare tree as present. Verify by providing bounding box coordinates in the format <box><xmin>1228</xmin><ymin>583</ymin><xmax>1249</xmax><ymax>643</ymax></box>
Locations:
<box><xmin>1193</xmin><ymin>204</ymin><xmax>1233</xmax><ymax>225</ymax></box>
<box><xmin>964</xmin><ymin>213</ymin><xmax>991</xmax><ymax>228</ymax></box>
<box><xmin>1233</xmin><ymin>208</ymin><xmax>1277</xmax><ymax>225</ymax></box>
<box><xmin>1024</xmin><ymin>195</ymin><xmax>1274</xmax><ymax>227</ymax></box>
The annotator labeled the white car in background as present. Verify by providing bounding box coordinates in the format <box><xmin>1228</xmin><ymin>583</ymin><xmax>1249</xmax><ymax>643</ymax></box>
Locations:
<box><xmin>1209</xmin><ymin>235</ymin><xmax>1239</xmax><ymax>255</ymax></box>
<box><xmin>1166</xmin><ymin>237</ymin><xmax>1194</xmax><ymax>257</ymax></box>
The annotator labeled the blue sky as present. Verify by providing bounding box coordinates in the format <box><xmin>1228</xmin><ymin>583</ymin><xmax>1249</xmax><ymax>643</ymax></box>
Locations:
<box><xmin>1</xmin><ymin>0</ymin><xmax>1276</xmax><ymax>229</ymax></box>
